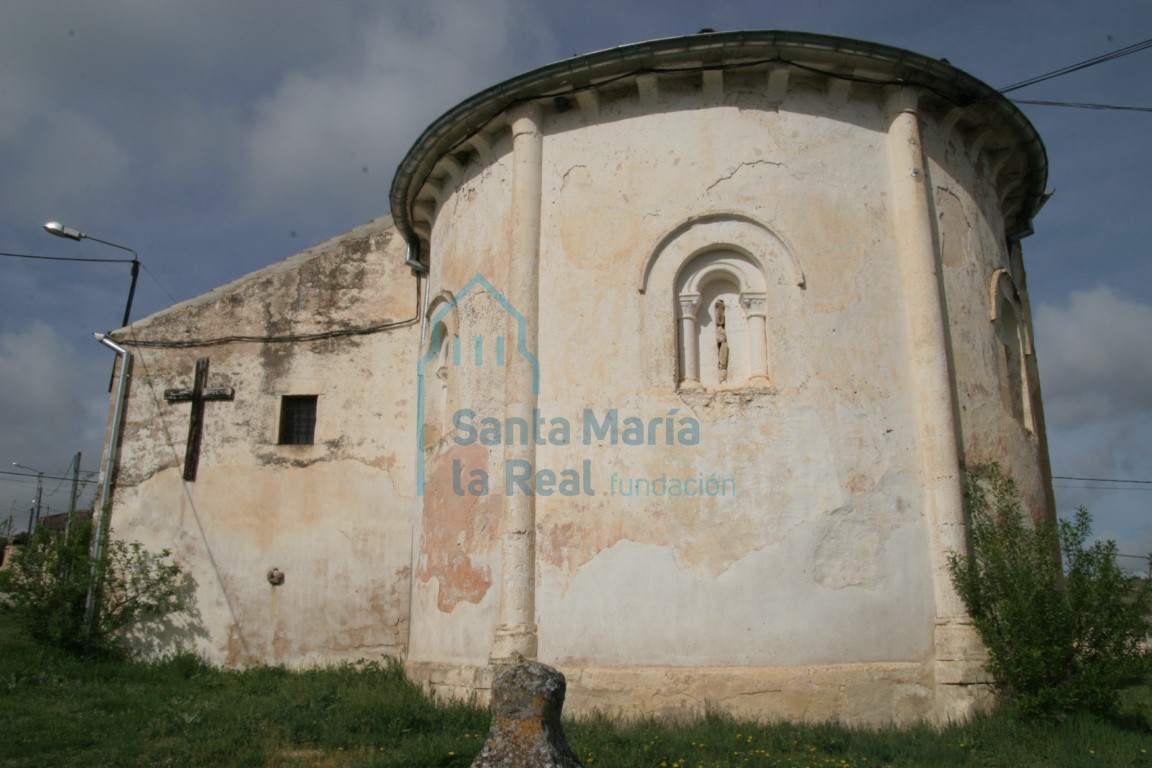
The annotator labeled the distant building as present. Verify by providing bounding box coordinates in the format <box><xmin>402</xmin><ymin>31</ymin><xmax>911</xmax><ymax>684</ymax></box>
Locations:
<box><xmin>100</xmin><ymin>31</ymin><xmax>1053</xmax><ymax>724</ymax></box>
<box><xmin>37</xmin><ymin>509</ymin><xmax>92</xmax><ymax>533</ymax></box>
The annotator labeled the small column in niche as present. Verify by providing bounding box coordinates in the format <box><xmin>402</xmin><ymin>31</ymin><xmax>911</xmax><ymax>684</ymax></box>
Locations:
<box><xmin>677</xmin><ymin>294</ymin><xmax>702</xmax><ymax>387</ymax></box>
<box><xmin>740</xmin><ymin>292</ymin><xmax>770</xmax><ymax>385</ymax></box>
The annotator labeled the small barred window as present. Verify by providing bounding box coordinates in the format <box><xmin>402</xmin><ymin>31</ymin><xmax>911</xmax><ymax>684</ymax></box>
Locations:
<box><xmin>278</xmin><ymin>395</ymin><xmax>317</xmax><ymax>445</ymax></box>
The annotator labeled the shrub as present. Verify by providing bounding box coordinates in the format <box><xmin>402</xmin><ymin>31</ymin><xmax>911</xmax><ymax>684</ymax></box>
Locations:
<box><xmin>948</xmin><ymin>464</ymin><xmax>1152</xmax><ymax>717</ymax></box>
<box><xmin>0</xmin><ymin>517</ymin><xmax>185</xmax><ymax>656</ymax></box>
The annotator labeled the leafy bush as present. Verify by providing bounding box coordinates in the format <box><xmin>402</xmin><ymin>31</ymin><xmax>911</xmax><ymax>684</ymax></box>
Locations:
<box><xmin>948</xmin><ymin>464</ymin><xmax>1152</xmax><ymax>717</ymax></box>
<box><xmin>0</xmin><ymin>517</ymin><xmax>185</xmax><ymax>656</ymax></box>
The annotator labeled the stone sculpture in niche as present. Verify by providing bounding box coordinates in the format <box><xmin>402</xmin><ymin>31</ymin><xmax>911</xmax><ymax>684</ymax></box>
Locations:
<box><xmin>714</xmin><ymin>299</ymin><xmax>729</xmax><ymax>383</ymax></box>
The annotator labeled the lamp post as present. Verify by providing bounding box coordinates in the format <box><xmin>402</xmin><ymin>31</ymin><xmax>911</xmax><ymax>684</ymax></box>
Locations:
<box><xmin>12</xmin><ymin>462</ymin><xmax>44</xmax><ymax>536</ymax></box>
<box><xmin>43</xmin><ymin>221</ymin><xmax>140</xmax><ymax>328</ymax></box>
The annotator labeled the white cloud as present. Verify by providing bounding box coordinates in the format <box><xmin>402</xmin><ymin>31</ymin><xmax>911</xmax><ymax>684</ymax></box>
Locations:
<box><xmin>0</xmin><ymin>0</ymin><xmax>556</xmax><ymax>264</ymax></box>
<box><xmin>0</xmin><ymin>105</ymin><xmax>132</xmax><ymax>223</ymax></box>
<box><xmin>0</xmin><ymin>323</ymin><xmax>84</xmax><ymax>438</ymax></box>
<box><xmin>0</xmin><ymin>323</ymin><xmax>106</xmax><ymax>526</ymax></box>
<box><xmin>238</xmin><ymin>0</ymin><xmax>554</xmax><ymax>217</ymax></box>
<box><xmin>1035</xmin><ymin>287</ymin><xmax>1152</xmax><ymax>563</ymax></box>
<box><xmin>1035</xmin><ymin>286</ymin><xmax>1152</xmax><ymax>428</ymax></box>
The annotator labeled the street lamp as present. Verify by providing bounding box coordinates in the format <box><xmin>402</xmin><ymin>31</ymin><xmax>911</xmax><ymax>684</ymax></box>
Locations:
<box><xmin>12</xmin><ymin>462</ymin><xmax>44</xmax><ymax>536</ymax></box>
<box><xmin>43</xmin><ymin>221</ymin><xmax>140</xmax><ymax>328</ymax></box>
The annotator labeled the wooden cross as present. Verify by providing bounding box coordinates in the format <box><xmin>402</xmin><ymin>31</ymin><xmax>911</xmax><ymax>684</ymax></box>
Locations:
<box><xmin>164</xmin><ymin>357</ymin><xmax>234</xmax><ymax>482</ymax></box>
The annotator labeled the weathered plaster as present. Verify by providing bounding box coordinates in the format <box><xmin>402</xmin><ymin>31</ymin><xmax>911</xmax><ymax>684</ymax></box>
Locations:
<box><xmin>103</xmin><ymin>216</ymin><xmax>419</xmax><ymax>668</ymax></box>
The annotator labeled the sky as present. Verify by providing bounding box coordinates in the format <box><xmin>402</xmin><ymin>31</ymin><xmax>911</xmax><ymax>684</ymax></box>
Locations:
<box><xmin>1</xmin><ymin>0</ymin><xmax>1149</xmax><ymax>562</ymax></box>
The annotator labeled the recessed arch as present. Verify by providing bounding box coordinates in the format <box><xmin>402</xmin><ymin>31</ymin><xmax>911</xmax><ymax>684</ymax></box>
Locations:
<box><xmin>988</xmin><ymin>268</ymin><xmax>1031</xmax><ymax>354</ymax></box>
<box><xmin>639</xmin><ymin>212</ymin><xmax>805</xmax><ymax>294</ymax></box>
<box><xmin>425</xmin><ymin>290</ymin><xmax>459</xmax><ymax>347</ymax></box>
<box><xmin>677</xmin><ymin>250</ymin><xmax>768</xmax><ymax>296</ymax></box>
<box><xmin>675</xmin><ymin>249</ymin><xmax>769</xmax><ymax>389</ymax></box>
<box><xmin>423</xmin><ymin>290</ymin><xmax>460</xmax><ymax>444</ymax></box>
<box><xmin>989</xmin><ymin>268</ymin><xmax>1033</xmax><ymax>431</ymax></box>
<box><xmin>641</xmin><ymin>214</ymin><xmax>801</xmax><ymax>390</ymax></box>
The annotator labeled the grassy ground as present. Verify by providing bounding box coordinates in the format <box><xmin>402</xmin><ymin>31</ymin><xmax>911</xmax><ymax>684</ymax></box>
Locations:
<box><xmin>2</xmin><ymin>619</ymin><xmax>1152</xmax><ymax>767</ymax></box>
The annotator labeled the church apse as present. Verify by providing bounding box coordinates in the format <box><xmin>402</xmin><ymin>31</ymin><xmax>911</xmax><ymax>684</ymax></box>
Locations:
<box><xmin>389</xmin><ymin>32</ymin><xmax>1051</xmax><ymax>725</ymax></box>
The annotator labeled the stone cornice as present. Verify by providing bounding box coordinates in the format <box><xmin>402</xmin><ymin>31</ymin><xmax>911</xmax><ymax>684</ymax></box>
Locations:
<box><xmin>390</xmin><ymin>31</ymin><xmax>1047</xmax><ymax>263</ymax></box>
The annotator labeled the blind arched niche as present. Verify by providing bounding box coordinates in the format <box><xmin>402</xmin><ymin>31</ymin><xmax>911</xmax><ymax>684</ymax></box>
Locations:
<box><xmin>639</xmin><ymin>214</ymin><xmax>805</xmax><ymax>391</ymax></box>
<box><xmin>989</xmin><ymin>268</ymin><xmax>1034</xmax><ymax>432</ymax></box>
<box><xmin>421</xmin><ymin>291</ymin><xmax>460</xmax><ymax>445</ymax></box>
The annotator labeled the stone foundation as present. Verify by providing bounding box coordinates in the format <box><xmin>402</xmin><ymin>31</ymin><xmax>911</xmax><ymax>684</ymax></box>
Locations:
<box><xmin>406</xmin><ymin>659</ymin><xmax>992</xmax><ymax>726</ymax></box>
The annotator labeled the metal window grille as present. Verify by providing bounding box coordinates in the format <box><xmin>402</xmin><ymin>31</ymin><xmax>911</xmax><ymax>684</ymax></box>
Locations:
<box><xmin>278</xmin><ymin>395</ymin><xmax>317</xmax><ymax>445</ymax></box>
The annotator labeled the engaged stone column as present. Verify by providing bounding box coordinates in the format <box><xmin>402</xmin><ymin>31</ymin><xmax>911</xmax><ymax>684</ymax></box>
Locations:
<box><xmin>740</xmin><ymin>292</ymin><xmax>769</xmax><ymax>384</ymax></box>
<box><xmin>885</xmin><ymin>88</ymin><xmax>973</xmax><ymax>720</ymax></box>
<box><xmin>677</xmin><ymin>294</ymin><xmax>701</xmax><ymax>386</ymax></box>
<box><xmin>471</xmin><ymin>661</ymin><xmax>582</xmax><ymax>768</ymax></box>
<box><xmin>493</xmin><ymin>102</ymin><xmax>544</xmax><ymax>662</ymax></box>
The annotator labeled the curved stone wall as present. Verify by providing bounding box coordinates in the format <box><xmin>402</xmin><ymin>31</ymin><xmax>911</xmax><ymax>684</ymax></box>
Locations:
<box><xmin>400</xmin><ymin>32</ymin><xmax>1051</xmax><ymax>724</ymax></box>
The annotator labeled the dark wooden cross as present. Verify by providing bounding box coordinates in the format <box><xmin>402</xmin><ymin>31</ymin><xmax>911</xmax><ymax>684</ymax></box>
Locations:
<box><xmin>164</xmin><ymin>357</ymin><xmax>235</xmax><ymax>482</ymax></box>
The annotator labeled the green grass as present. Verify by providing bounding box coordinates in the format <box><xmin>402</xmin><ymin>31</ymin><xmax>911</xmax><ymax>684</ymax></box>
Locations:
<box><xmin>2</xmin><ymin>618</ymin><xmax>1152</xmax><ymax>767</ymax></box>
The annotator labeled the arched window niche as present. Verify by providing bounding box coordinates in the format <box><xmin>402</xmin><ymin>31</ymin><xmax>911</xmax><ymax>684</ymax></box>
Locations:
<box><xmin>989</xmin><ymin>268</ymin><xmax>1034</xmax><ymax>433</ymax></box>
<box><xmin>639</xmin><ymin>214</ymin><xmax>805</xmax><ymax>393</ymax></box>
<box><xmin>676</xmin><ymin>250</ymin><xmax>769</xmax><ymax>389</ymax></box>
<box><xmin>421</xmin><ymin>291</ymin><xmax>459</xmax><ymax>445</ymax></box>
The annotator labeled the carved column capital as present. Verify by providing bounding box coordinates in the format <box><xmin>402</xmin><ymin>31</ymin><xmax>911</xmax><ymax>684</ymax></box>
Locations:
<box><xmin>739</xmin><ymin>292</ymin><xmax>768</xmax><ymax>318</ymax></box>
<box><xmin>677</xmin><ymin>293</ymin><xmax>701</xmax><ymax>320</ymax></box>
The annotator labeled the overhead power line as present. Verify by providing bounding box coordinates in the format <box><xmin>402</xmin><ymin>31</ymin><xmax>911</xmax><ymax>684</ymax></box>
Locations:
<box><xmin>1052</xmin><ymin>475</ymin><xmax>1152</xmax><ymax>485</ymax></box>
<box><xmin>3</xmin><ymin>249</ymin><xmax>180</xmax><ymax>308</ymax></box>
<box><xmin>1054</xmin><ymin>485</ymin><xmax>1152</xmax><ymax>492</ymax></box>
<box><xmin>999</xmin><ymin>37</ymin><xmax>1152</xmax><ymax>94</ymax></box>
<box><xmin>0</xmin><ymin>469</ymin><xmax>100</xmax><ymax>483</ymax></box>
<box><xmin>0</xmin><ymin>250</ymin><xmax>135</xmax><ymax>264</ymax></box>
<box><xmin>142</xmin><ymin>263</ymin><xmax>177</xmax><ymax>303</ymax></box>
<box><xmin>1010</xmin><ymin>98</ymin><xmax>1152</xmax><ymax>113</ymax></box>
